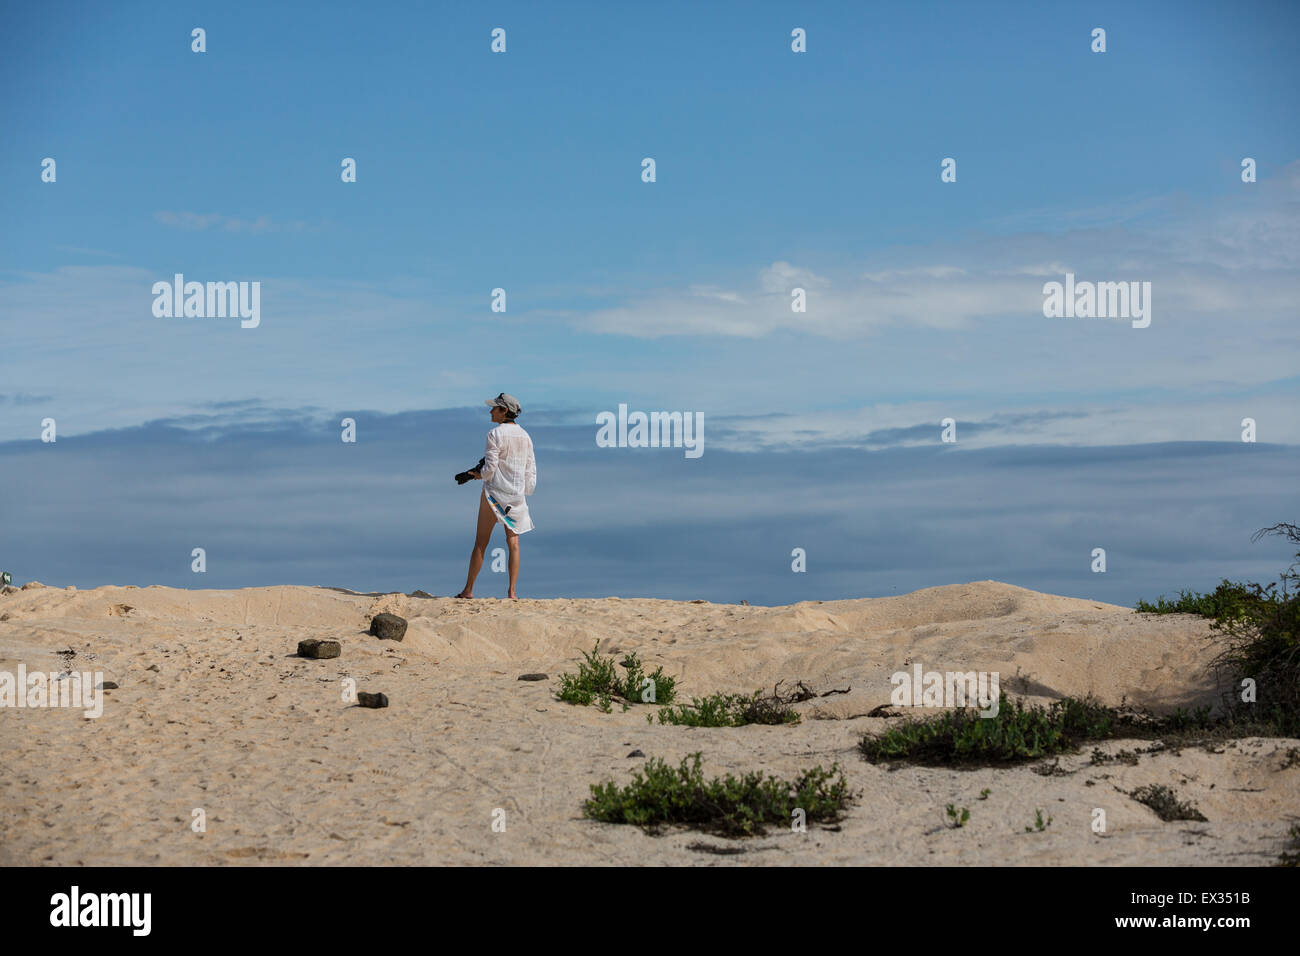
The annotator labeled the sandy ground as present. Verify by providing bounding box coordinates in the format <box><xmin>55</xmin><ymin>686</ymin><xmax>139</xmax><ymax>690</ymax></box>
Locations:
<box><xmin>1</xmin><ymin>579</ymin><xmax>1295</xmax><ymax>866</ymax></box>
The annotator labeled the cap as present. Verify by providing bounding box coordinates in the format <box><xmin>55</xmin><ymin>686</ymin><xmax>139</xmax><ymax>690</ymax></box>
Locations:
<box><xmin>485</xmin><ymin>392</ymin><xmax>522</xmax><ymax>416</ymax></box>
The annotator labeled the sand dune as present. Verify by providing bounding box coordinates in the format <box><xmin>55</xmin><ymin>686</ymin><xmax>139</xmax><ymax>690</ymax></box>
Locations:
<box><xmin>1</xmin><ymin>580</ymin><xmax>1295</xmax><ymax>865</ymax></box>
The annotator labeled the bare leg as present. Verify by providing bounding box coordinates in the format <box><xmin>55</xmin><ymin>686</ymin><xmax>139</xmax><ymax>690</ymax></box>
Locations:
<box><xmin>456</xmin><ymin>491</ymin><xmax>497</xmax><ymax>598</ymax></box>
<box><xmin>505</xmin><ymin>529</ymin><xmax>520</xmax><ymax>599</ymax></box>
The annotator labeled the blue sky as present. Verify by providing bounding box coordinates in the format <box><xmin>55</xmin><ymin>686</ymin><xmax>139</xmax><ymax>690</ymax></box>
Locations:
<box><xmin>1</xmin><ymin>0</ymin><xmax>1297</xmax><ymax>601</ymax></box>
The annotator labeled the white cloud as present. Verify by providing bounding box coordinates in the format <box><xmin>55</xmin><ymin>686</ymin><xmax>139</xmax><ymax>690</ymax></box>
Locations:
<box><xmin>760</xmin><ymin>260</ymin><xmax>830</xmax><ymax>292</ymax></box>
<box><xmin>568</xmin><ymin>160</ymin><xmax>1300</xmax><ymax>340</ymax></box>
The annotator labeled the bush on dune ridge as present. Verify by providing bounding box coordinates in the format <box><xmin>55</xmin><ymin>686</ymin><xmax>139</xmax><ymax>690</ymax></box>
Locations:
<box><xmin>1137</xmin><ymin>521</ymin><xmax>1299</xmax><ymax>737</ymax></box>
<box><xmin>1135</xmin><ymin>580</ymin><xmax>1272</xmax><ymax>620</ymax></box>
<box><xmin>858</xmin><ymin>692</ymin><xmax>1153</xmax><ymax>765</ymax></box>
<box><xmin>864</xmin><ymin>520</ymin><xmax>1299</xmax><ymax>766</ymax></box>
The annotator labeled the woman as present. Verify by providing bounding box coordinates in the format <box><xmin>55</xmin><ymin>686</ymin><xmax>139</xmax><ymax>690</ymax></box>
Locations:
<box><xmin>456</xmin><ymin>393</ymin><xmax>537</xmax><ymax>600</ymax></box>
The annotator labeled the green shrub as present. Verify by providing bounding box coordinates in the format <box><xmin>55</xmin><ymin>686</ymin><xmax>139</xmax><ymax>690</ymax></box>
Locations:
<box><xmin>1136</xmin><ymin>522</ymin><xmax>1300</xmax><ymax>736</ymax></box>
<box><xmin>556</xmin><ymin>643</ymin><xmax>676</xmax><ymax>710</ymax></box>
<box><xmin>1025</xmin><ymin>808</ymin><xmax>1052</xmax><ymax>832</ymax></box>
<box><xmin>859</xmin><ymin>692</ymin><xmax>1125</xmax><ymax>765</ymax></box>
<box><xmin>1209</xmin><ymin>586</ymin><xmax>1299</xmax><ymax>736</ymax></box>
<box><xmin>1193</xmin><ymin>524</ymin><xmax>1298</xmax><ymax>736</ymax></box>
<box><xmin>1135</xmin><ymin>580</ymin><xmax>1265</xmax><ymax>619</ymax></box>
<box><xmin>1128</xmin><ymin>784</ymin><xmax>1207</xmax><ymax>822</ymax></box>
<box><xmin>655</xmin><ymin>689</ymin><xmax>801</xmax><ymax>727</ymax></box>
<box><xmin>583</xmin><ymin>752</ymin><xmax>851</xmax><ymax>836</ymax></box>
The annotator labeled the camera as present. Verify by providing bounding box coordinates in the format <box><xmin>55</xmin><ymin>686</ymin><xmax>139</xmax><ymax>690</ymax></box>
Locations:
<box><xmin>455</xmin><ymin>457</ymin><xmax>485</xmax><ymax>485</ymax></box>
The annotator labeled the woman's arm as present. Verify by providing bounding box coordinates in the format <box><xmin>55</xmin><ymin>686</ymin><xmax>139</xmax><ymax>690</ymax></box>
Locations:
<box><xmin>479</xmin><ymin>430</ymin><xmax>500</xmax><ymax>482</ymax></box>
<box><xmin>524</xmin><ymin>438</ymin><xmax>537</xmax><ymax>495</ymax></box>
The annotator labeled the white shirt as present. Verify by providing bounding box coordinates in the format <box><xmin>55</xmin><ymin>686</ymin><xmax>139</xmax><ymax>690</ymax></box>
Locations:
<box><xmin>480</xmin><ymin>422</ymin><xmax>537</xmax><ymax>533</ymax></box>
